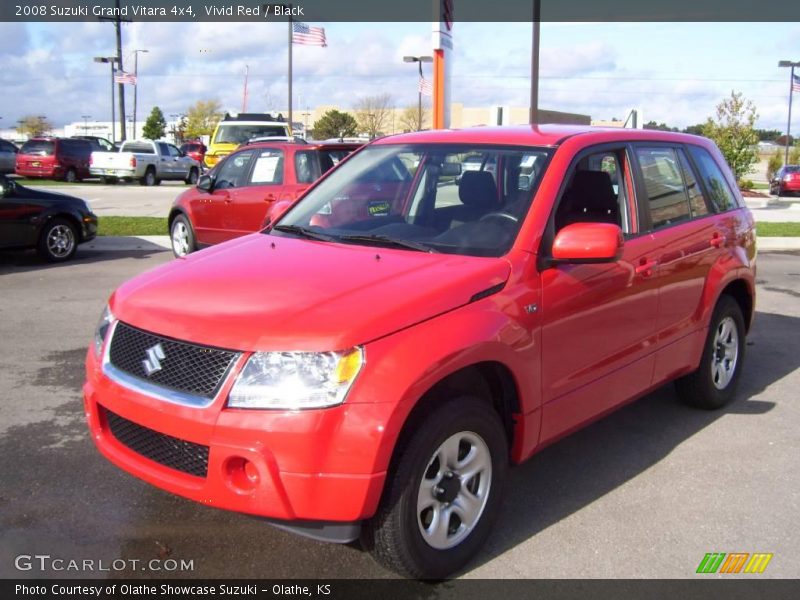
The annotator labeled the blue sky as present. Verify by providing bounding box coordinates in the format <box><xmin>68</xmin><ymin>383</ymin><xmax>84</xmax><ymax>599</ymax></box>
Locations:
<box><xmin>0</xmin><ymin>21</ymin><xmax>798</xmax><ymax>131</ymax></box>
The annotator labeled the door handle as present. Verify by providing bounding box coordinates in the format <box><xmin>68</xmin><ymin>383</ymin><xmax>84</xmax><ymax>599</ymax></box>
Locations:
<box><xmin>635</xmin><ymin>258</ymin><xmax>658</xmax><ymax>276</ymax></box>
<box><xmin>710</xmin><ymin>233</ymin><xmax>726</xmax><ymax>248</ymax></box>
<box><xmin>264</xmin><ymin>194</ymin><xmax>276</xmax><ymax>202</ymax></box>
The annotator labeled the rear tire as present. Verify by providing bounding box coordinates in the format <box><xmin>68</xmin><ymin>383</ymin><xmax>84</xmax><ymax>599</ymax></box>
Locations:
<box><xmin>170</xmin><ymin>214</ymin><xmax>196</xmax><ymax>258</ymax></box>
<box><xmin>37</xmin><ymin>218</ymin><xmax>78</xmax><ymax>262</ymax></box>
<box><xmin>362</xmin><ymin>396</ymin><xmax>507</xmax><ymax>579</ymax></box>
<box><xmin>64</xmin><ymin>168</ymin><xmax>77</xmax><ymax>183</ymax></box>
<box><xmin>675</xmin><ymin>295</ymin><xmax>745</xmax><ymax>410</ymax></box>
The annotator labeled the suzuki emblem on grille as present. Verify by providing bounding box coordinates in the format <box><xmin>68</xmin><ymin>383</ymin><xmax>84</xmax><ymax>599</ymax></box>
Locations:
<box><xmin>142</xmin><ymin>343</ymin><xmax>166</xmax><ymax>376</ymax></box>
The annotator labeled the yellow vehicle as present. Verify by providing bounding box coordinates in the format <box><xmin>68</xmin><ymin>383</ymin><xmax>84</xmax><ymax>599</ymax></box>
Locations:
<box><xmin>204</xmin><ymin>113</ymin><xmax>291</xmax><ymax>169</ymax></box>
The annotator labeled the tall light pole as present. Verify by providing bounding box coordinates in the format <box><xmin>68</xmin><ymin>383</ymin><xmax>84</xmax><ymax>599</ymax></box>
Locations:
<box><xmin>81</xmin><ymin>115</ymin><xmax>91</xmax><ymax>134</ymax></box>
<box><xmin>403</xmin><ymin>56</ymin><xmax>432</xmax><ymax>131</ymax></box>
<box><xmin>779</xmin><ymin>60</ymin><xmax>800</xmax><ymax>166</ymax></box>
<box><xmin>94</xmin><ymin>56</ymin><xmax>118</xmax><ymax>143</ymax></box>
<box><xmin>132</xmin><ymin>49</ymin><xmax>148</xmax><ymax>140</ymax></box>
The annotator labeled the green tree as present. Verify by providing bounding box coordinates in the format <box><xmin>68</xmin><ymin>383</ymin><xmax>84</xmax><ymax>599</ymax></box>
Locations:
<box><xmin>311</xmin><ymin>109</ymin><xmax>358</xmax><ymax>140</ymax></box>
<box><xmin>644</xmin><ymin>120</ymin><xmax>678</xmax><ymax>132</ymax></box>
<box><xmin>16</xmin><ymin>115</ymin><xmax>51</xmax><ymax>137</ymax></box>
<box><xmin>767</xmin><ymin>149</ymin><xmax>783</xmax><ymax>181</ymax></box>
<box><xmin>790</xmin><ymin>142</ymin><xmax>800</xmax><ymax>166</ymax></box>
<box><xmin>683</xmin><ymin>123</ymin><xmax>705</xmax><ymax>136</ymax></box>
<box><xmin>701</xmin><ymin>91</ymin><xmax>759</xmax><ymax>183</ymax></box>
<box><xmin>184</xmin><ymin>99</ymin><xmax>222</xmax><ymax>139</ymax></box>
<box><xmin>142</xmin><ymin>106</ymin><xmax>167</xmax><ymax>140</ymax></box>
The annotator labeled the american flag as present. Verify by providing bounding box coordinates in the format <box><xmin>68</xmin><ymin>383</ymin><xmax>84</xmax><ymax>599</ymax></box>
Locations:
<box><xmin>793</xmin><ymin>74</ymin><xmax>800</xmax><ymax>93</ymax></box>
<box><xmin>292</xmin><ymin>22</ymin><xmax>327</xmax><ymax>47</ymax></box>
<box><xmin>418</xmin><ymin>76</ymin><xmax>433</xmax><ymax>97</ymax></box>
<box><xmin>114</xmin><ymin>70</ymin><xmax>137</xmax><ymax>85</ymax></box>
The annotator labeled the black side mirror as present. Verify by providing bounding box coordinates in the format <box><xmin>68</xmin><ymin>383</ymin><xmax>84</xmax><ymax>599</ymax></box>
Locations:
<box><xmin>197</xmin><ymin>174</ymin><xmax>214</xmax><ymax>192</ymax></box>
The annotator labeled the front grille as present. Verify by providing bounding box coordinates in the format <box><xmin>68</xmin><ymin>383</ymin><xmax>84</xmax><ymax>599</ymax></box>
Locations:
<box><xmin>108</xmin><ymin>322</ymin><xmax>239</xmax><ymax>400</ymax></box>
<box><xmin>103</xmin><ymin>407</ymin><xmax>209</xmax><ymax>478</ymax></box>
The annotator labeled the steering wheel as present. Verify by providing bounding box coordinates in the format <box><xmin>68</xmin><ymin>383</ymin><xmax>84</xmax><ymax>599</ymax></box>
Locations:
<box><xmin>479</xmin><ymin>211</ymin><xmax>519</xmax><ymax>224</ymax></box>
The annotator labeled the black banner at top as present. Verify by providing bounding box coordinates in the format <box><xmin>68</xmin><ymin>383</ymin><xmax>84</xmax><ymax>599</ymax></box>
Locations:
<box><xmin>3</xmin><ymin>0</ymin><xmax>800</xmax><ymax>22</ymax></box>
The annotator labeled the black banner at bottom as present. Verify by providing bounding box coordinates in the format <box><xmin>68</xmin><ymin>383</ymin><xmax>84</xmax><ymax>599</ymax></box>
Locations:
<box><xmin>3</xmin><ymin>579</ymin><xmax>800</xmax><ymax>600</ymax></box>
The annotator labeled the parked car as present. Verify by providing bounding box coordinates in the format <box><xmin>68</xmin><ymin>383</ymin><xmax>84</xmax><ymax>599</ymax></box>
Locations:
<box><xmin>89</xmin><ymin>140</ymin><xmax>201</xmax><ymax>186</ymax></box>
<box><xmin>85</xmin><ymin>126</ymin><xmax>756</xmax><ymax>579</ymax></box>
<box><xmin>204</xmin><ymin>112</ymin><xmax>292</xmax><ymax>169</ymax></box>
<box><xmin>769</xmin><ymin>165</ymin><xmax>800</xmax><ymax>196</ymax></box>
<box><xmin>15</xmin><ymin>137</ymin><xmax>92</xmax><ymax>182</ymax></box>
<box><xmin>0</xmin><ymin>174</ymin><xmax>97</xmax><ymax>261</ymax></box>
<box><xmin>0</xmin><ymin>139</ymin><xmax>18</xmax><ymax>174</ymax></box>
<box><xmin>180</xmin><ymin>140</ymin><xmax>207</xmax><ymax>165</ymax></box>
<box><xmin>168</xmin><ymin>140</ymin><xmax>362</xmax><ymax>257</ymax></box>
<box><xmin>72</xmin><ymin>135</ymin><xmax>116</xmax><ymax>152</ymax></box>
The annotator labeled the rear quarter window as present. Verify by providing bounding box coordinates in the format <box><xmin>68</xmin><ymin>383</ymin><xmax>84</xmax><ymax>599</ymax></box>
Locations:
<box><xmin>686</xmin><ymin>145</ymin><xmax>739</xmax><ymax>212</ymax></box>
<box><xmin>20</xmin><ymin>140</ymin><xmax>54</xmax><ymax>156</ymax></box>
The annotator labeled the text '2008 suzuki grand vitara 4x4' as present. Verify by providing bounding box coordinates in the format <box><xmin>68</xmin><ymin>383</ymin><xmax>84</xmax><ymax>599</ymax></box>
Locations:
<box><xmin>85</xmin><ymin>125</ymin><xmax>756</xmax><ymax>578</ymax></box>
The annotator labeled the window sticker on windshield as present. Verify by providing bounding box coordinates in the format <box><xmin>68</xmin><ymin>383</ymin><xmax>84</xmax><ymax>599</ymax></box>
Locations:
<box><xmin>368</xmin><ymin>200</ymin><xmax>391</xmax><ymax>216</ymax></box>
<box><xmin>251</xmin><ymin>155</ymin><xmax>280</xmax><ymax>183</ymax></box>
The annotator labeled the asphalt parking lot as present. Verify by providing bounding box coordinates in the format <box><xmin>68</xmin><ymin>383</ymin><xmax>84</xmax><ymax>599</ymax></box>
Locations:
<box><xmin>0</xmin><ymin>243</ymin><xmax>798</xmax><ymax>580</ymax></box>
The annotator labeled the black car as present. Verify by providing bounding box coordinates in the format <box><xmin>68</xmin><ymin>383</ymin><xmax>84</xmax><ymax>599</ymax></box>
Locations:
<box><xmin>0</xmin><ymin>174</ymin><xmax>98</xmax><ymax>262</ymax></box>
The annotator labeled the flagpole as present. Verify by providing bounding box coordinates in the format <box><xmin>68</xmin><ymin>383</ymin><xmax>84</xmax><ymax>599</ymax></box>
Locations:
<box><xmin>288</xmin><ymin>9</ymin><xmax>293</xmax><ymax>129</ymax></box>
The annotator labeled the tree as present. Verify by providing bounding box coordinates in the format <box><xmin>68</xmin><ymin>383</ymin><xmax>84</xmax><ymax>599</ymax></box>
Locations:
<box><xmin>399</xmin><ymin>104</ymin><xmax>430</xmax><ymax>132</ymax></box>
<box><xmin>776</xmin><ymin>134</ymin><xmax>795</xmax><ymax>147</ymax></box>
<box><xmin>755</xmin><ymin>128</ymin><xmax>782</xmax><ymax>142</ymax></box>
<box><xmin>311</xmin><ymin>109</ymin><xmax>358</xmax><ymax>140</ymax></box>
<box><xmin>184</xmin><ymin>99</ymin><xmax>223</xmax><ymax>139</ymax></box>
<box><xmin>355</xmin><ymin>94</ymin><xmax>393</xmax><ymax>139</ymax></box>
<box><xmin>791</xmin><ymin>142</ymin><xmax>800</xmax><ymax>166</ymax></box>
<box><xmin>142</xmin><ymin>106</ymin><xmax>167</xmax><ymax>140</ymax></box>
<box><xmin>644</xmin><ymin>120</ymin><xmax>678</xmax><ymax>132</ymax></box>
<box><xmin>16</xmin><ymin>115</ymin><xmax>51</xmax><ymax>137</ymax></box>
<box><xmin>767</xmin><ymin>149</ymin><xmax>783</xmax><ymax>181</ymax></box>
<box><xmin>701</xmin><ymin>91</ymin><xmax>759</xmax><ymax>183</ymax></box>
<box><xmin>683</xmin><ymin>123</ymin><xmax>705</xmax><ymax>136</ymax></box>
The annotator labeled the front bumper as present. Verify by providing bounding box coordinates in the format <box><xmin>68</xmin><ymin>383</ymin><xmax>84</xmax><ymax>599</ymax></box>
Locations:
<box><xmin>81</xmin><ymin>212</ymin><xmax>98</xmax><ymax>243</ymax></box>
<box><xmin>83</xmin><ymin>347</ymin><xmax>389</xmax><ymax>524</ymax></box>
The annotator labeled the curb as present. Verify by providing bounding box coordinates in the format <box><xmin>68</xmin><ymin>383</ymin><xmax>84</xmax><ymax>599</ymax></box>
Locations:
<box><xmin>758</xmin><ymin>238</ymin><xmax>800</xmax><ymax>251</ymax></box>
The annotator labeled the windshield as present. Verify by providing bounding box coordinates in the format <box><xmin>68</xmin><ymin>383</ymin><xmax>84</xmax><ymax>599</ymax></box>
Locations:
<box><xmin>273</xmin><ymin>144</ymin><xmax>551</xmax><ymax>257</ymax></box>
<box><xmin>214</xmin><ymin>124</ymin><xmax>288</xmax><ymax>145</ymax></box>
<box><xmin>20</xmin><ymin>140</ymin><xmax>54</xmax><ymax>156</ymax></box>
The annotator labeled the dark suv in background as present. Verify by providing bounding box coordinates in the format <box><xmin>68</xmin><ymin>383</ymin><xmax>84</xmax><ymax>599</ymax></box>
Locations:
<box><xmin>15</xmin><ymin>137</ymin><xmax>93</xmax><ymax>182</ymax></box>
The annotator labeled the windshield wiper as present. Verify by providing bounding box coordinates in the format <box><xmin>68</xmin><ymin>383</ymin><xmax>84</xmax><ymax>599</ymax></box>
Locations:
<box><xmin>272</xmin><ymin>224</ymin><xmax>339</xmax><ymax>242</ymax></box>
<box><xmin>338</xmin><ymin>233</ymin><xmax>438</xmax><ymax>253</ymax></box>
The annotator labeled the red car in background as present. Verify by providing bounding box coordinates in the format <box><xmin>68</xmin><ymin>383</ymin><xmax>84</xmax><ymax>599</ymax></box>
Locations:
<box><xmin>769</xmin><ymin>165</ymin><xmax>800</xmax><ymax>196</ymax></box>
<box><xmin>15</xmin><ymin>137</ymin><xmax>93</xmax><ymax>182</ymax></box>
<box><xmin>179</xmin><ymin>140</ymin><xmax>207</xmax><ymax>165</ymax></box>
<box><xmin>168</xmin><ymin>140</ymin><xmax>362</xmax><ymax>257</ymax></box>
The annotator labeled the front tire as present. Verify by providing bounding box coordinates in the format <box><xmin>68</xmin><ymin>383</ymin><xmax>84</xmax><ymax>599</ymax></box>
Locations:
<box><xmin>64</xmin><ymin>168</ymin><xmax>77</xmax><ymax>183</ymax></box>
<box><xmin>185</xmin><ymin>168</ymin><xmax>199</xmax><ymax>185</ymax></box>
<box><xmin>362</xmin><ymin>396</ymin><xmax>507</xmax><ymax>579</ymax></box>
<box><xmin>37</xmin><ymin>218</ymin><xmax>78</xmax><ymax>262</ymax></box>
<box><xmin>170</xmin><ymin>214</ymin><xmax>196</xmax><ymax>258</ymax></box>
<box><xmin>675</xmin><ymin>295</ymin><xmax>745</xmax><ymax>410</ymax></box>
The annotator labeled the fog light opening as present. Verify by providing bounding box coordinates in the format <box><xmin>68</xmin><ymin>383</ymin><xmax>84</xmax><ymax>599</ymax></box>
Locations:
<box><xmin>224</xmin><ymin>456</ymin><xmax>260</xmax><ymax>494</ymax></box>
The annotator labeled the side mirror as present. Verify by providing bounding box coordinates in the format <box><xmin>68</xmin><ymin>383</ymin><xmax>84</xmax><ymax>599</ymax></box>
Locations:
<box><xmin>263</xmin><ymin>199</ymin><xmax>293</xmax><ymax>228</ymax></box>
<box><xmin>197</xmin><ymin>174</ymin><xmax>214</xmax><ymax>192</ymax></box>
<box><xmin>551</xmin><ymin>222</ymin><xmax>624</xmax><ymax>263</ymax></box>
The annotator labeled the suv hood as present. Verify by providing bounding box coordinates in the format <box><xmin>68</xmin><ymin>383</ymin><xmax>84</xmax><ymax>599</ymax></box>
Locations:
<box><xmin>110</xmin><ymin>234</ymin><xmax>511</xmax><ymax>351</ymax></box>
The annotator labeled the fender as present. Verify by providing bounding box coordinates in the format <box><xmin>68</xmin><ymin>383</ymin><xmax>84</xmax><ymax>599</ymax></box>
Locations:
<box><xmin>354</xmin><ymin>289</ymin><xmax>542</xmax><ymax>473</ymax></box>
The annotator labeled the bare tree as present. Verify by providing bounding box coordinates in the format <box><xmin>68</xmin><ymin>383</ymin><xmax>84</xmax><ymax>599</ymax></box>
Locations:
<box><xmin>355</xmin><ymin>94</ymin><xmax>393</xmax><ymax>139</ymax></box>
<box><xmin>398</xmin><ymin>104</ymin><xmax>430</xmax><ymax>132</ymax></box>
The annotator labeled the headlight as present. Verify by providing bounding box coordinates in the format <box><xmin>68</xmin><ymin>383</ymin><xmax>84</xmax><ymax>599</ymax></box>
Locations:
<box><xmin>228</xmin><ymin>348</ymin><xmax>364</xmax><ymax>410</ymax></box>
<box><xmin>93</xmin><ymin>305</ymin><xmax>115</xmax><ymax>356</ymax></box>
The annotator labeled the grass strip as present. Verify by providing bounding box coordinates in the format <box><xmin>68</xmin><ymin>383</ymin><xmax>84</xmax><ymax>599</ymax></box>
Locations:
<box><xmin>98</xmin><ymin>216</ymin><xmax>168</xmax><ymax>237</ymax></box>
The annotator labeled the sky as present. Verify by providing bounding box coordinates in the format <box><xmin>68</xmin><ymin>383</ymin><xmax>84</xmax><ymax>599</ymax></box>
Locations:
<box><xmin>0</xmin><ymin>20</ymin><xmax>798</xmax><ymax>132</ymax></box>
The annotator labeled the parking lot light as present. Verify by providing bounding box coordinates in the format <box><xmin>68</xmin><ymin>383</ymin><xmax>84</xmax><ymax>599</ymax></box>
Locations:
<box><xmin>94</xmin><ymin>56</ymin><xmax>119</xmax><ymax>143</ymax></box>
<box><xmin>403</xmin><ymin>55</ymin><xmax>433</xmax><ymax>131</ymax></box>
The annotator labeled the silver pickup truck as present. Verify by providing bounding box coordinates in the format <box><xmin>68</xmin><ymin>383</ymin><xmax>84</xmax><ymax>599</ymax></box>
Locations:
<box><xmin>89</xmin><ymin>140</ymin><xmax>201</xmax><ymax>186</ymax></box>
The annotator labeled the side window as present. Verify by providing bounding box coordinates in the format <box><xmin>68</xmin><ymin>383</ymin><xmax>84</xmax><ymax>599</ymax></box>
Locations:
<box><xmin>635</xmin><ymin>147</ymin><xmax>691</xmax><ymax>230</ymax></box>
<box><xmin>158</xmin><ymin>142</ymin><xmax>171</xmax><ymax>156</ymax></box>
<box><xmin>677</xmin><ymin>149</ymin><xmax>709</xmax><ymax>218</ymax></box>
<box><xmin>168</xmin><ymin>145</ymin><xmax>182</xmax><ymax>158</ymax></box>
<box><xmin>294</xmin><ymin>151</ymin><xmax>321</xmax><ymax>184</ymax></box>
<box><xmin>687</xmin><ymin>145</ymin><xmax>738</xmax><ymax>212</ymax></box>
<box><xmin>215</xmin><ymin>150</ymin><xmax>256</xmax><ymax>189</ymax></box>
<box><xmin>248</xmin><ymin>149</ymin><xmax>284</xmax><ymax>185</ymax></box>
<box><xmin>554</xmin><ymin>148</ymin><xmax>632</xmax><ymax>235</ymax></box>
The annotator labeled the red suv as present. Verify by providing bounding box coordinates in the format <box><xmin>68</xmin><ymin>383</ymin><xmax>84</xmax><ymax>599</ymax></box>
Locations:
<box><xmin>168</xmin><ymin>140</ymin><xmax>362</xmax><ymax>257</ymax></box>
<box><xmin>179</xmin><ymin>140</ymin><xmax>207</xmax><ymax>164</ymax></box>
<box><xmin>85</xmin><ymin>126</ymin><xmax>756</xmax><ymax>578</ymax></box>
<box><xmin>16</xmin><ymin>137</ymin><xmax>93</xmax><ymax>182</ymax></box>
